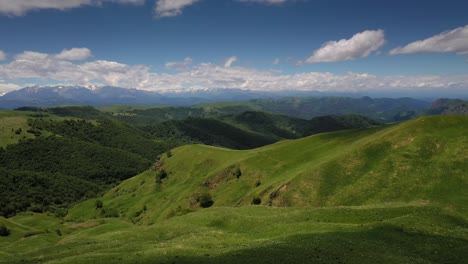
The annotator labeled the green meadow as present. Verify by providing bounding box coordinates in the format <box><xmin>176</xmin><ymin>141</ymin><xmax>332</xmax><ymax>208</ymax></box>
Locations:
<box><xmin>1</xmin><ymin>115</ymin><xmax>467</xmax><ymax>263</ymax></box>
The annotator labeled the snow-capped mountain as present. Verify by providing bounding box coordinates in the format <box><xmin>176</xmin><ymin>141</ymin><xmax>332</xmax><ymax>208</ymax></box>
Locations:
<box><xmin>0</xmin><ymin>86</ymin><xmax>281</xmax><ymax>109</ymax></box>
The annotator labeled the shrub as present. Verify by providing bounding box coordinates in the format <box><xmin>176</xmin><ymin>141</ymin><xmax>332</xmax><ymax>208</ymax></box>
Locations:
<box><xmin>233</xmin><ymin>167</ymin><xmax>242</xmax><ymax>179</ymax></box>
<box><xmin>0</xmin><ymin>224</ymin><xmax>10</xmax><ymax>237</ymax></box>
<box><xmin>251</xmin><ymin>197</ymin><xmax>262</xmax><ymax>205</ymax></box>
<box><xmin>199</xmin><ymin>193</ymin><xmax>214</xmax><ymax>208</ymax></box>
<box><xmin>156</xmin><ymin>169</ymin><xmax>167</xmax><ymax>180</ymax></box>
<box><xmin>54</xmin><ymin>208</ymin><xmax>68</xmax><ymax>218</ymax></box>
<box><xmin>95</xmin><ymin>200</ymin><xmax>103</xmax><ymax>209</ymax></box>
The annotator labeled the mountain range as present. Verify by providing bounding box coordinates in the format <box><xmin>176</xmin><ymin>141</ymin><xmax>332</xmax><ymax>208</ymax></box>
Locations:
<box><xmin>0</xmin><ymin>85</ymin><xmax>439</xmax><ymax>110</ymax></box>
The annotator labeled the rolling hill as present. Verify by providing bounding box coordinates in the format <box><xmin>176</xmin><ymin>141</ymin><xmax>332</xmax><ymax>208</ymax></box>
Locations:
<box><xmin>0</xmin><ymin>107</ymin><xmax>381</xmax><ymax>218</ymax></box>
<box><xmin>0</xmin><ymin>115</ymin><xmax>466</xmax><ymax>263</ymax></box>
<box><xmin>67</xmin><ymin>115</ymin><xmax>468</xmax><ymax>224</ymax></box>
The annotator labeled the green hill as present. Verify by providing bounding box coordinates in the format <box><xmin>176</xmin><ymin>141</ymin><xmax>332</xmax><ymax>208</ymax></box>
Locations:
<box><xmin>0</xmin><ymin>107</ymin><xmax>382</xmax><ymax>218</ymax></box>
<box><xmin>66</xmin><ymin>115</ymin><xmax>468</xmax><ymax>224</ymax></box>
<box><xmin>1</xmin><ymin>115</ymin><xmax>466</xmax><ymax>263</ymax></box>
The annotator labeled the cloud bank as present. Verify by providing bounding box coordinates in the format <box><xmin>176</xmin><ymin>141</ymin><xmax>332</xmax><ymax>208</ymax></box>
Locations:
<box><xmin>390</xmin><ymin>25</ymin><xmax>468</xmax><ymax>55</ymax></box>
<box><xmin>0</xmin><ymin>48</ymin><xmax>467</xmax><ymax>94</ymax></box>
<box><xmin>0</xmin><ymin>0</ymin><xmax>145</xmax><ymax>16</ymax></box>
<box><xmin>306</xmin><ymin>30</ymin><xmax>385</xmax><ymax>63</ymax></box>
<box><xmin>0</xmin><ymin>0</ymin><xmax>295</xmax><ymax>17</ymax></box>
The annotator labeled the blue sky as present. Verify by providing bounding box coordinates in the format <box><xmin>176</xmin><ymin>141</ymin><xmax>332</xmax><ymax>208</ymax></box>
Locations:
<box><xmin>0</xmin><ymin>0</ymin><xmax>467</xmax><ymax>94</ymax></box>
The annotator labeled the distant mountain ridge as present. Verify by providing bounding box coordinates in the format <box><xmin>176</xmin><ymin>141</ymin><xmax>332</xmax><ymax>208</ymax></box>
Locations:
<box><xmin>0</xmin><ymin>86</ymin><xmax>292</xmax><ymax>109</ymax></box>
<box><xmin>430</xmin><ymin>98</ymin><xmax>468</xmax><ymax>115</ymax></box>
<box><xmin>0</xmin><ymin>85</ymin><xmax>433</xmax><ymax>110</ymax></box>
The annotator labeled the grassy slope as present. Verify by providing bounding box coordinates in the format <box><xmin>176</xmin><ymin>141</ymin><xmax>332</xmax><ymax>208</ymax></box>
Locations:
<box><xmin>1</xmin><ymin>115</ymin><xmax>467</xmax><ymax>263</ymax></box>
<box><xmin>0</xmin><ymin>111</ymin><xmax>35</xmax><ymax>147</ymax></box>
<box><xmin>67</xmin><ymin>115</ymin><xmax>468</xmax><ymax>224</ymax></box>
<box><xmin>1</xmin><ymin>206</ymin><xmax>467</xmax><ymax>263</ymax></box>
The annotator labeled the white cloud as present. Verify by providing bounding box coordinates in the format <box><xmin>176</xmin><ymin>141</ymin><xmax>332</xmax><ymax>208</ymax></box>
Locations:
<box><xmin>306</xmin><ymin>30</ymin><xmax>385</xmax><ymax>63</ymax></box>
<box><xmin>224</xmin><ymin>56</ymin><xmax>238</xmax><ymax>68</ymax></box>
<box><xmin>390</xmin><ymin>25</ymin><xmax>468</xmax><ymax>55</ymax></box>
<box><xmin>1</xmin><ymin>48</ymin><xmax>467</xmax><ymax>94</ymax></box>
<box><xmin>154</xmin><ymin>0</ymin><xmax>199</xmax><ymax>17</ymax></box>
<box><xmin>0</xmin><ymin>80</ymin><xmax>21</xmax><ymax>94</ymax></box>
<box><xmin>165</xmin><ymin>57</ymin><xmax>193</xmax><ymax>71</ymax></box>
<box><xmin>55</xmin><ymin>48</ymin><xmax>92</xmax><ymax>61</ymax></box>
<box><xmin>0</xmin><ymin>0</ymin><xmax>145</xmax><ymax>16</ymax></box>
<box><xmin>273</xmin><ymin>58</ymin><xmax>280</xmax><ymax>65</ymax></box>
<box><xmin>0</xmin><ymin>51</ymin><xmax>5</xmax><ymax>61</ymax></box>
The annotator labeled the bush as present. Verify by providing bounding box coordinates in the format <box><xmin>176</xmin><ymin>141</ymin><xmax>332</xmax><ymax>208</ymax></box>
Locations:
<box><xmin>251</xmin><ymin>197</ymin><xmax>262</xmax><ymax>205</ymax></box>
<box><xmin>156</xmin><ymin>169</ymin><xmax>167</xmax><ymax>180</ymax></box>
<box><xmin>95</xmin><ymin>200</ymin><xmax>103</xmax><ymax>209</ymax></box>
<box><xmin>233</xmin><ymin>167</ymin><xmax>242</xmax><ymax>179</ymax></box>
<box><xmin>199</xmin><ymin>193</ymin><xmax>214</xmax><ymax>208</ymax></box>
<box><xmin>0</xmin><ymin>224</ymin><xmax>10</xmax><ymax>237</ymax></box>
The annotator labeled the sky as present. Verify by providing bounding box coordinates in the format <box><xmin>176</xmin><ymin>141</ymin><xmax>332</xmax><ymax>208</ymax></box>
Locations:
<box><xmin>0</xmin><ymin>0</ymin><xmax>467</xmax><ymax>95</ymax></box>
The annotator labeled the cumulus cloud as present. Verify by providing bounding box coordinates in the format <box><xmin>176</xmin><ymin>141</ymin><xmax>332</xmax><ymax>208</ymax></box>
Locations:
<box><xmin>55</xmin><ymin>48</ymin><xmax>92</xmax><ymax>61</ymax></box>
<box><xmin>154</xmin><ymin>0</ymin><xmax>199</xmax><ymax>17</ymax></box>
<box><xmin>306</xmin><ymin>30</ymin><xmax>385</xmax><ymax>63</ymax></box>
<box><xmin>0</xmin><ymin>80</ymin><xmax>20</xmax><ymax>94</ymax></box>
<box><xmin>165</xmin><ymin>57</ymin><xmax>193</xmax><ymax>71</ymax></box>
<box><xmin>0</xmin><ymin>0</ymin><xmax>145</xmax><ymax>16</ymax></box>
<box><xmin>224</xmin><ymin>56</ymin><xmax>238</xmax><ymax>68</ymax></box>
<box><xmin>390</xmin><ymin>25</ymin><xmax>468</xmax><ymax>55</ymax></box>
<box><xmin>1</xmin><ymin>48</ymin><xmax>467</xmax><ymax>94</ymax></box>
<box><xmin>0</xmin><ymin>51</ymin><xmax>5</xmax><ymax>61</ymax></box>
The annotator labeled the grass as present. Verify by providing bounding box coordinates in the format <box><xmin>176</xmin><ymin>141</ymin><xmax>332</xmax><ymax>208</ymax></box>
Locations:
<box><xmin>66</xmin><ymin>116</ymin><xmax>468</xmax><ymax>225</ymax></box>
<box><xmin>0</xmin><ymin>110</ymin><xmax>35</xmax><ymax>147</ymax></box>
<box><xmin>1</xmin><ymin>115</ymin><xmax>467</xmax><ymax>263</ymax></box>
<box><xmin>1</xmin><ymin>205</ymin><xmax>467</xmax><ymax>263</ymax></box>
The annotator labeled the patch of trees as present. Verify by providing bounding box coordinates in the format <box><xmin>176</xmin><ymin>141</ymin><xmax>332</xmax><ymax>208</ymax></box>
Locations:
<box><xmin>0</xmin><ymin>135</ymin><xmax>153</xmax><ymax>217</ymax></box>
<box><xmin>144</xmin><ymin>118</ymin><xmax>276</xmax><ymax>150</ymax></box>
<box><xmin>0</xmin><ymin>136</ymin><xmax>151</xmax><ymax>183</ymax></box>
<box><xmin>0</xmin><ymin>168</ymin><xmax>100</xmax><ymax>217</ymax></box>
<box><xmin>29</xmin><ymin>118</ymin><xmax>172</xmax><ymax>160</ymax></box>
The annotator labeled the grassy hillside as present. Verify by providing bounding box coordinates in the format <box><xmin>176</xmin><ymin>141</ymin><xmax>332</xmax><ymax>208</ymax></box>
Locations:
<box><xmin>1</xmin><ymin>204</ymin><xmax>466</xmax><ymax>263</ymax></box>
<box><xmin>0</xmin><ymin>111</ymin><xmax>35</xmax><ymax>147</ymax></box>
<box><xmin>0</xmin><ymin>106</ymin><xmax>382</xmax><ymax>218</ymax></box>
<box><xmin>0</xmin><ymin>115</ymin><xmax>467</xmax><ymax>263</ymax></box>
<box><xmin>66</xmin><ymin>115</ymin><xmax>468</xmax><ymax>225</ymax></box>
